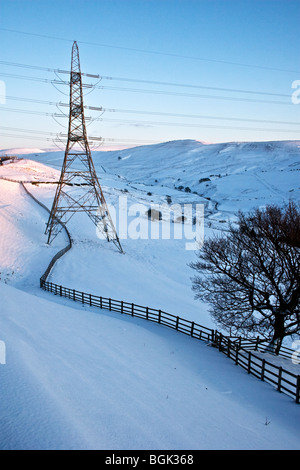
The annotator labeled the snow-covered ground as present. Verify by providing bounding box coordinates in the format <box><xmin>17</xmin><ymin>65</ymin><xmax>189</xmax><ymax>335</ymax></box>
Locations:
<box><xmin>0</xmin><ymin>140</ymin><xmax>299</xmax><ymax>450</ymax></box>
<box><xmin>1</xmin><ymin>281</ymin><xmax>300</xmax><ymax>450</ymax></box>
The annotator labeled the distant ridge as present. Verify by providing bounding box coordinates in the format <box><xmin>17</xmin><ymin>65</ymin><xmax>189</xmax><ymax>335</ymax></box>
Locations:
<box><xmin>0</xmin><ymin>147</ymin><xmax>46</xmax><ymax>156</ymax></box>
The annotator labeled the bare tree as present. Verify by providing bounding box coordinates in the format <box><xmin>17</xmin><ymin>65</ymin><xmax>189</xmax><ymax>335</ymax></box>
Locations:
<box><xmin>190</xmin><ymin>202</ymin><xmax>300</xmax><ymax>354</ymax></box>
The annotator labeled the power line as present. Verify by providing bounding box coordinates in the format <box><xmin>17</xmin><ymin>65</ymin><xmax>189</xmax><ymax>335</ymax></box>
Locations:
<box><xmin>100</xmin><ymin>75</ymin><xmax>291</xmax><ymax>99</ymax></box>
<box><xmin>0</xmin><ymin>107</ymin><xmax>92</xmax><ymax>121</ymax></box>
<box><xmin>0</xmin><ymin>107</ymin><xmax>55</xmax><ymax>117</ymax></box>
<box><xmin>1</xmin><ymin>108</ymin><xmax>298</xmax><ymax>134</ymax></box>
<box><xmin>2</xmin><ymin>96</ymin><xmax>299</xmax><ymax>126</ymax></box>
<box><xmin>1</xmin><ymin>61</ymin><xmax>298</xmax><ymax>143</ymax></box>
<box><xmin>100</xmin><ymin>117</ymin><xmax>299</xmax><ymax>134</ymax></box>
<box><xmin>0</xmin><ymin>27</ymin><xmax>299</xmax><ymax>74</ymax></box>
<box><xmin>0</xmin><ymin>59</ymin><xmax>292</xmax><ymax>98</ymax></box>
<box><xmin>0</xmin><ymin>133</ymin><xmax>162</xmax><ymax>148</ymax></box>
<box><xmin>0</xmin><ymin>72</ymin><xmax>294</xmax><ymax>106</ymax></box>
<box><xmin>0</xmin><ymin>72</ymin><xmax>52</xmax><ymax>83</ymax></box>
<box><xmin>0</xmin><ymin>72</ymin><xmax>94</xmax><ymax>88</ymax></box>
<box><xmin>0</xmin><ymin>133</ymin><xmax>53</xmax><ymax>142</ymax></box>
<box><xmin>0</xmin><ymin>126</ymin><xmax>161</xmax><ymax>145</ymax></box>
<box><xmin>106</xmin><ymin>107</ymin><xmax>300</xmax><ymax>127</ymax></box>
<box><xmin>97</xmin><ymin>85</ymin><xmax>292</xmax><ymax>106</ymax></box>
<box><xmin>0</xmin><ymin>60</ymin><xmax>100</xmax><ymax>78</ymax></box>
<box><xmin>4</xmin><ymin>95</ymin><xmax>58</xmax><ymax>106</ymax></box>
<box><xmin>3</xmin><ymin>95</ymin><xmax>103</xmax><ymax>112</ymax></box>
<box><xmin>0</xmin><ymin>125</ymin><xmax>57</xmax><ymax>135</ymax></box>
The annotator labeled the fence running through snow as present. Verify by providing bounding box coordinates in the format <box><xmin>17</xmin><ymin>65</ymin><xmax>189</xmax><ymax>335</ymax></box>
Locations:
<box><xmin>2</xmin><ymin>178</ymin><xmax>299</xmax><ymax>403</ymax></box>
<box><xmin>39</xmin><ymin>278</ymin><xmax>300</xmax><ymax>404</ymax></box>
<box><xmin>214</xmin><ymin>332</ymin><xmax>300</xmax><ymax>403</ymax></box>
<box><xmin>40</xmin><ymin>279</ymin><xmax>214</xmax><ymax>342</ymax></box>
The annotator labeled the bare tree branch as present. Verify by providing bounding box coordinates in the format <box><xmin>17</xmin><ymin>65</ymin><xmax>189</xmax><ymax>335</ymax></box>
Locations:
<box><xmin>190</xmin><ymin>201</ymin><xmax>300</xmax><ymax>353</ymax></box>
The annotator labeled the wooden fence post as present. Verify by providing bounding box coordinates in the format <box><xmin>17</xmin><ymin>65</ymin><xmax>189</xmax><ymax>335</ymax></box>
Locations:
<box><xmin>219</xmin><ymin>333</ymin><xmax>223</xmax><ymax>351</ymax></box>
<box><xmin>158</xmin><ymin>310</ymin><xmax>161</xmax><ymax>323</ymax></box>
<box><xmin>247</xmin><ymin>351</ymin><xmax>251</xmax><ymax>374</ymax></box>
<box><xmin>235</xmin><ymin>345</ymin><xmax>239</xmax><ymax>365</ymax></box>
<box><xmin>296</xmin><ymin>376</ymin><xmax>300</xmax><ymax>404</ymax></box>
<box><xmin>176</xmin><ymin>317</ymin><xmax>179</xmax><ymax>331</ymax></box>
<box><xmin>211</xmin><ymin>330</ymin><xmax>215</xmax><ymax>344</ymax></box>
<box><xmin>277</xmin><ymin>367</ymin><xmax>283</xmax><ymax>392</ymax></box>
<box><xmin>227</xmin><ymin>339</ymin><xmax>231</xmax><ymax>357</ymax></box>
<box><xmin>261</xmin><ymin>359</ymin><xmax>266</xmax><ymax>381</ymax></box>
<box><xmin>190</xmin><ymin>322</ymin><xmax>195</xmax><ymax>337</ymax></box>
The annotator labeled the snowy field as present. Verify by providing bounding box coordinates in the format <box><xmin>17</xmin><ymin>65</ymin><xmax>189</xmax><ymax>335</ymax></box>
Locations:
<box><xmin>0</xmin><ymin>139</ymin><xmax>299</xmax><ymax>450</ymax></box>
<box><xmin>1</xmin><ymin>281</ymin><xmax>300</xmax><ymax>450</ymax></box>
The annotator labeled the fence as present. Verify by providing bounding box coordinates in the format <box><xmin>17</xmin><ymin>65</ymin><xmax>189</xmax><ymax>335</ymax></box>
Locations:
<box><xmin>40</xmin><ymin>279</ymin><xmax>215</xmax><ymax>343</ymax></box>
<box><xmin>3</xmin><ymin>179</ymin><xmax>300</xmax><ymax>403</ymax></box>
<box><xmin>227</xmin><ymin>336</ymin><xmax>294</xmax><ymax>361</ymax></box>
<box><xmin>214</xmin><ymin>332</ymin><xmax>300</xmax><ymax>403</ymax></box>
<box><xmin>39</xmin><ymin>278</ymin><xmax>300</xmax><ymax>404</ymax></box>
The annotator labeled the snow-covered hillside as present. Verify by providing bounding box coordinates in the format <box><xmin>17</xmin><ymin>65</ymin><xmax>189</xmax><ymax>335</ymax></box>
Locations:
<box><xmin>0</xmin><ymin>148</ymin><xmax>46</xmax><ymax>156</ymax></box>
<box><xmin>28</xmin><ymin>139</ymin><xmax>300</xmax><ymax>226</ymax></box>
<box><xmin>0</xmin><ymin>140</ymin><xmax>299</xmax><ymax>450</ymax></box>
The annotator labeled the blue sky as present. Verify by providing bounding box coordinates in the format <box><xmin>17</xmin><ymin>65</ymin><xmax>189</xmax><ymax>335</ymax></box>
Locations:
<box><xmin>0</xmin><ymin>0</ymin><xmax>299</xmax><ymax>150</ymax></box>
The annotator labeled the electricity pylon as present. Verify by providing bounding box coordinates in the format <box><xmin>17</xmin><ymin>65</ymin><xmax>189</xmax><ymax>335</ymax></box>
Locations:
<box><xmin>45</xmin><ymin>41</ymin><xmax>123</xmax><ymax>253</ymax></box>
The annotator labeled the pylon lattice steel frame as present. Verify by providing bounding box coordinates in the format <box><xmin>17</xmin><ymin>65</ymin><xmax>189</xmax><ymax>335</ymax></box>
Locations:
<box><xmin>45</xmin><ymin>41</ymin><xmax>123</xmax><ymax>253</ymax></box>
